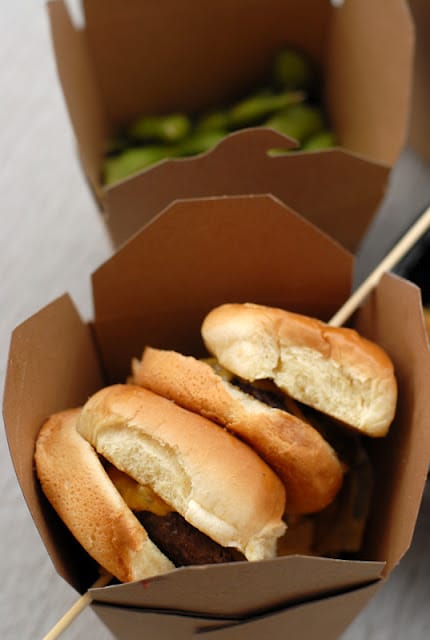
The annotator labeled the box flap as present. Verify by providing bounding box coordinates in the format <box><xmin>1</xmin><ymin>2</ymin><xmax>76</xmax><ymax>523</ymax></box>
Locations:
<box><xmin>407</xmin><ymin>0</ymin><xmax>430</xmax><ymax>164</ymax></box>
<box><xmin>91</xmin><ymin>582</ymin><xmax>380</xmax><ymax>640</ymax></box>
<box><xmin>91</xmin><ymin>556</ymin><xmax>383</xmax><ymax>616</ymax></box>
<box><xmin>47</xmin><ymin>0</ymin><xmax>109</xmax><ymax>199</ymax></box>
<box><xmin>353</xmin><ymin>273</ymin><xmax>430</xmax><ymax>574</ymax></box>
<box><xmin>2</xmin><ymin>294</ymin><xmax>105</xmax><ymax>592</ymax></box>
<box><xmin>193</xmin><ymin>582</ymin><xmax>380</xmax><ymax>639</ymax></box>
<box><xmin>82</xmin><ymin>0</ymin><xmax>329</xmax><ymax>127</ymax></box>
<box><xmin>105</xmin><ymin>128</ymin><xmax>388</xmax><ymax>252</ymax></box>
<box><xmin>91</xmin><ymin>195</ymin><xmax>353</xmax><ymax>378</ymax></box>
<box><xmin>325</xmin><ymin>0</ymin><xmax>414</xmax><ymax>165</ymax></box>
<box><xmin>92</xmin><ymin>604</ymin><xmax>232</xmax><ymax>640</ymax></box>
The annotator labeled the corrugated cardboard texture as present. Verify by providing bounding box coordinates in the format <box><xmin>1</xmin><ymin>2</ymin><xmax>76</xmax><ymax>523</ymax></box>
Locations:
<box><xmin>105</xmin><ymin>129</ymin><xmax>388</xmax><ymax>251</ymax></box>
<box><xmin>92</xmin><ymin>582</ymin><xmax>380</xmax><ymax>640</ymax></box>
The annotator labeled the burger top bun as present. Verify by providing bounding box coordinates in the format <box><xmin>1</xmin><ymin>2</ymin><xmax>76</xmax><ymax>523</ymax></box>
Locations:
<box><xmin>202</xmin><ymin>303</ymin><xmax>398</xmax><ymax>437</ymax></box>
<box><xmin>77</xmin><ymin>385</ymin><xmax>286</xmax><ymax>561</ymax></box>
<box><xmin>34</xmin><ymin>408</ymin><xmax>174</xmax><ymax>583</ymax></box>
<box><xmin>132</xmin><ymin>348</ymin><xmax>344</xmax><ymax>515</ymax></box>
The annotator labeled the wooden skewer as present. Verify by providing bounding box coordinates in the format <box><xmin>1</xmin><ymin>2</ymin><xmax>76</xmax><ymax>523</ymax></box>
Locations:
<box><xmin>329</xmin><ymin>205</ymin><xmax>430</xmax><ymax>327</ymax></box>
<box><xmin>42</xmin><ymin>572</ymin><xmax>112</xmax><ymax>640</ymax></box>
<box><xmin>41</xmin><ymin>204</ymin><xmax>430</xmax><ymax>639</ymax></box>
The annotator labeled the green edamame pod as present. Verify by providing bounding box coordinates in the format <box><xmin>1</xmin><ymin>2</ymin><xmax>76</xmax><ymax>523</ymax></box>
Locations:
<box><xmin>302</xmin><ymin>130</ymin><xmax>337</xmax><ymax>151</ymax></box>
<box><xmin>105</xmin><ymin>132</ymin><xmax>131</xmax><ymax>155</ymax></box>
<box><xmin>229</xmin><ymin>89</ymin><xmax>304</xmax><ymax>128</ymax></box>
<box><xmin>177</xmin><ymin>129</ymin><xmax>226</xmax><ymax>156</ymax></box>
<box><xmin>103</xmin><ymin>145</ymin><xmax>176</xmax><ymax>184</ymax></box>
<box><xmin>195</xmin><ymin>110</ymin><xmax>232</xmax><ymax>133</ymax></box>
<box><xmin>265</xmin><ymin>104</ymin><xmax>325</xmax><ymax>144</ymax></box>
<box><xmin>272</xmin><ymin>49</ymin><xmax>316</xmax><ymax>92</ymax></box>
<box><xmin>128</xmin><ymin>113</ymin><xmax>191</xmax><ymax>143</ymax></box>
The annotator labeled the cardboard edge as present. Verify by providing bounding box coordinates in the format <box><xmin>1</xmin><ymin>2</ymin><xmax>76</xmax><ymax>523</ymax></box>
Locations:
<box><xmin>91</xmin><ymin>603</ymin><xmax>232</xmax><ymax>640</ymax></box>
<box><xmin>325</xmin><ymin>0</ymin><xmax>414</xmax><ymax>166</ymax></box>
<box><xmin>355</xmin><ymin>273</ymin><xmax>430</xmax><ymax>574</ymax></box>
<box><xmin>406</xmin><ymin>0</ymin><xmax>430</xmax><ymax>164</ymax></box>
<box><xmin>192</xmin><ymin>581</ymin><xmax>381</xmax><ymax>639</ymax></box>
<box><xmin>103</xmin><ymin>127</ymin><xmax>390</xmax><ymax>251</ymax></box>
<box><xmin>90</xmin><ymin>193</ymin><xmax>354</xmax><ymax>325</ymax></box>
<box><xmin>2</xmin><ymin>293</ymin><xmax>105</xmax><ymax>592</ymax></box>
<box><xmin>99</xmin><ymin>189</ymin><xmax>354</xmax><ymax>266</ymax></box>
<box><xmin>89</xmin><ymin>556</ymin><xmax>384</xmax><ymax>617</ymax></box>
<box><xmin>90</xmin><ymin>581</ymin><xmax>381</xmax><ymax>640</ymax></box>
<box><xmin>46</xmin><ymin>0</ymin><xmax>109</xmax><ymax>201</ymax></box>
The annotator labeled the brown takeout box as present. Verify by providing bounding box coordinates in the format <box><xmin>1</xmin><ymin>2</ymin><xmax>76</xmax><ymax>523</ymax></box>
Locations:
<box><xmin>407</xmin><ymin>0</ymin><xmax>430</xmax><ymax>164</ymax></box>
<box><xmin>3</xmin><ymin>196</ymin><xmax>430</xmax><ymax>639</ymax></box>
<box><xmin>47</xmin><ymin>0</ymin><xmax>413</xmax><ymax>247</ymax></box>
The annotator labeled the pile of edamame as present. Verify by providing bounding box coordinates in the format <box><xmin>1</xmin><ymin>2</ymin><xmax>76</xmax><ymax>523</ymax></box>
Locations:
<box><xmin>103</xmin><ymin>49</ymin><xmax>336</xmax><ymax>185</ymax></box>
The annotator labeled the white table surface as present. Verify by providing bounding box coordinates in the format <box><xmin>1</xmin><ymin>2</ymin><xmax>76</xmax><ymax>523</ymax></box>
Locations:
<box><xmin>1</xmin><ymin>2</ymin><xmax>429</xmax><ymax>639</ymax></box>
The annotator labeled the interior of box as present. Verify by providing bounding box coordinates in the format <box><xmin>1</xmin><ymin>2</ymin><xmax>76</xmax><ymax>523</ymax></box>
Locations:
<box><xmin>82</xmin><ymin>0</ymin><xmax>329</xmax><ymax>127</ymax></box>
<box><xmin>406</xmin><ymin>0</ymin><xmax>430</xmax><ymax>164</ymax></box>
<box><xmin>48</xmin><ymin>0</ymin><xmax>413</xmax><ymax>197</ymax></box>
<box><xmin>48</xmin><ymin>0</ymin><xmax>110</xmax><ymax>200</ymax></box>
<box><xmin>89</xmin><ymin>198</ymin><xmax>430</xmax><ymax>582</ymax></box>
<box><xmin>4</xmin><ymin>197</ymin><xmax>430</xmax><ymax>605</ymax></box>
<box><xmin>324</xmin><ymin>0</ymin><xmax>413</xmax><ymax>165</ymax></box>
<box><xmin>353</xmin><ymin>273</ymin><xmax>430</xmax><ymax>574</ymax></box>
<box><xmin>2</xmin><ymin>294</ymin><xmax>105</xmax><ymax>592</ymax></box>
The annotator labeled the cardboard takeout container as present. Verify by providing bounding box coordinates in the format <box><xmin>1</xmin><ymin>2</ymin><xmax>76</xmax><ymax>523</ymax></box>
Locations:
<box><xmin>406</xmin><ymin>0</ymin><xmax>430</xmax><ymax>164</ymax></box>
<box><xmin>3</xmin><ymin>196</ymin><xmax>430</xmax><ymax>639</ymax></box>
<box><xmin>103</xmin><ymin>129</ymin><xmax>392</xmax><ymax>252</ymax></box>
<box><xmin>47</xmin><ymin>0</ymin><xmax>414</xmax><ymax>247</ymax></box>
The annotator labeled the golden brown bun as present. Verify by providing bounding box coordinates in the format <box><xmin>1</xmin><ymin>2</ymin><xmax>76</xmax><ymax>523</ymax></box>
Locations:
<box><xmin>77</xmin><ymin>385</ymin><xmax>286</xmax><ymax>561</ymax></box>
<box><xmin>132</xmin><ymin>348</ymin><xmax>344</xmax><ymax>514</ymax></box>
<box><xmin>34</xmin><ymin>408</ymin><xmax>174</xmax><ymax>583</ymax></box>
<box><xmin>202</xmin><ymin>303</ymin><xmax>398</xmax><ymax>437</ymax></box>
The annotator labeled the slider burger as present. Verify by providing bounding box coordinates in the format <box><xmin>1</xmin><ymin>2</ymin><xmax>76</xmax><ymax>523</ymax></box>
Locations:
<box><xmin>34</xmin><ymin>303</ymin><xmax>398</xmax><ymax>580</ymax></box>
<box><xmin>131</xmin><ymin>350</ymin><xmax>344</xmax><ymax>515</ymax></box>
<box><xmin>201</xmin><ymin>303</ymin><xmax>398</xmax><ymax>437</ymax></box>
<box><xmin>131</xmin><ymin>303</ymin><xmax>397</xmax><ymax>522</ymax></box>
<box><xmin>34</xmin><ymin>384</ymin><xmax>287</xmax><ymax>583</ymax></box>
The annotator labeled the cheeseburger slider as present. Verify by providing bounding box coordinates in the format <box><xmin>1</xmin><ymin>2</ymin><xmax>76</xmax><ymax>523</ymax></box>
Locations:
<box><xmin>130</xmin><ymin>302</ymin><xmax>397</xmax><ymax>553</ymax></box>
<box><xmin>35</xmin><ymin>384</ymin><xmax>287</xmax><ymax>583</ymax></box>
<box><xmin>201</xmin><ymin>303</ymin><xmax>398</xmax><ymax>438</ymax></box>
<box><xmin>35</xmin><ymin>407</ymin><xmax>174</xmax><ymax>583</ymax></box>
<box><xmin>131</xmin><ymin>348</ymin><xmax>345</xmax><ymax>514</ymax></box>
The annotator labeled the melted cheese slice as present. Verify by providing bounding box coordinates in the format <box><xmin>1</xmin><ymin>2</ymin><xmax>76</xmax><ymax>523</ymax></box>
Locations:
<box><xmin>106</xmin><ymin>464</ymin><xmax>172</xmax><ymax>515</ymax></box>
